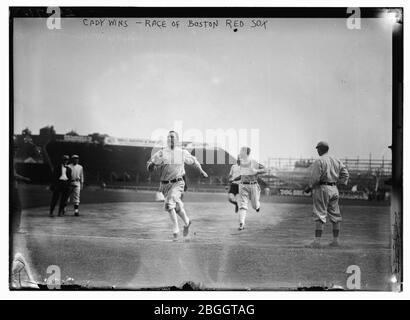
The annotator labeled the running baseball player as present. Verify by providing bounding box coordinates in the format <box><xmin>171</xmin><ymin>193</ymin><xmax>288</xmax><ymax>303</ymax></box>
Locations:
<box><xmin>235</xmin><ymin>147</ymin><xmax>266</xmax><ymax>230</ymax></box>
<box><xmin>147</xmin><ymin>131</ymin><xmax>208</xmax><ymax>240</ymax></box>
<box><xmin>227</xmin><ymin>156</ymin><xmax>241</xmax><ymax>213</ymax></box>
<box><xmin>68</xmin><ymin>155</ymin><xmax>84</xmax><ymax>216</ymax></box>
<box><xmin>304</xmin><ymin>141</ymin><xmax>349</xmax><ymax>247</ymax></box>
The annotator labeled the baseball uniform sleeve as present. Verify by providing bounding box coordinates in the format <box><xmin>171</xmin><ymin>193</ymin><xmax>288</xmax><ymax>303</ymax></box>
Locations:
<box><xmin>147</xmin><ymin>150</ymin><xmax>164</xmax><ymax>171</ymax></box>
<box><xmin>81</xmin><ymin>166</ymin><xmax>84</xmax><ymax>184</ymax></box>
<box><xmin>253</xmin><ymin>160</ymin><xmax>266</xmax><ymax>174</ymax></box>
<box><xmin>183</xmin><ymin>149</ymin><xmax>201</xmax><ymax>168</ymax></box>
<box><xmin>309</xmin><ymin>159</ymin><xmax>322</xmax><ymax>188</ymax></box>
<box><xmin>229</xmin><ymin>165</ymin><xmax>234</xmax><ymax>178</ymax></box>
<box><xmin>338</xmin><ymin>161</ymin><xmax>349</xmax><ymax>185</ymax></box>
<box><xmin>257</xmin><ymin>162</ymin><xmax>266</xmax><ymax>173</ymax></box>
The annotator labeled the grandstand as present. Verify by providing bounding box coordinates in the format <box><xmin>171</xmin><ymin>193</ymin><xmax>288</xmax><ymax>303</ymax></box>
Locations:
<box><xmin>262</xmin><ymin>157</ymin><xmax>392</xmax><ymax>200</ymax></box>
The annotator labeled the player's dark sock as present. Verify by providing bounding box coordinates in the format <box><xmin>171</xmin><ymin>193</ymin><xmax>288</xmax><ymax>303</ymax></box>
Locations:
<box><xmin>229</xmin><ymin>199</ymin><xmax>238</xmax><ymax>212</ymax></box>
<box><xmin>315</xmin><ymin>230</ymin><xmax>322</xmax><ymax>238</ymax></box>
<box><xmin>333</xmin><ymin>229</ymin><xmax>339</xmax><ymax>238</ymax></box>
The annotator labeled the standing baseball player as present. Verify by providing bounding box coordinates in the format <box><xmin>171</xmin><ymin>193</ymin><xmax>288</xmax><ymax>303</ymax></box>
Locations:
<box><xmin>304</xmin><ymin>141</ymin><xmax>349</xmax><ymax>247</ymax></box>
<box><xmin>147</xmin><ymin>131</ymin><xmax>208</xmax><ymax>240</ymax></box>
<box><xmin>235</xmin><ymin>147</ymin><xmax>266</xmax><ymax>230</ymax></box>
<box><xmin>227</xmin><ymin>156</ymin><xmax>241</xmax><ymax>213</ymax></box>
<box><xmin>68</xmin><ymin>155</ymin><xmax>84</xmax><ymax>216</ymax></box>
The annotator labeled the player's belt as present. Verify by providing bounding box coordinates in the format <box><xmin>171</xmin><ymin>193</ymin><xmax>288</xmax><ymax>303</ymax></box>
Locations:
<box><xmin>241</xmin><ymin>181</ymin><xmax>258</xmax><ymax>185</ymax></box>
<box><xmin>320</xmin><ymin>182</ymin><xmax>336</xmax><ymax>186</ymax></box>
<box><xmin>161</xmin><ymin>177</ymin><xmax>184</xmax><ymax>184</ymax></box>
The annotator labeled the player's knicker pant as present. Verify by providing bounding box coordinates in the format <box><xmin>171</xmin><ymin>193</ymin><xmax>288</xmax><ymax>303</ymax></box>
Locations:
<box><xmin>69</xmin><ymin>181</ymin><xmax>81</xmax><ymax>205</ymax></box>
<box><xmin>238</xmin><ymin>183</ymin><xmax>261</xmax><ymax>211</ymax></box>
<box><xmin>160</xmin><ymin>180</ymin><xmax>185</xmax><ymax>212</ymax></box>
<box><xmin>238</xmin><ymin>183</ymin><xmax>261</xmax><ymax>226</ymax></box>
<box><xmin>312</xmin><ymin>185</ymin><xmax>342</xmax><ymax>223</ymax></box>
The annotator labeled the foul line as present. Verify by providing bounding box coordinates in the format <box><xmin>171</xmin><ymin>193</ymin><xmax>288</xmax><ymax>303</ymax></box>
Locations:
<box><xmin>24</xmin><ymin>232</ymin><xmax>178</xmax><ymax>243</ymax></box>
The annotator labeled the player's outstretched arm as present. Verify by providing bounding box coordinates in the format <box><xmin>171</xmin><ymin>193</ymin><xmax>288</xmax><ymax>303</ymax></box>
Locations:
<box><xmin>256</xmin><ymin>164</ymin><xmax>267</xmax><ymax>175</ymax></box>
<box><xmin>183</xmin><ymin>150</ymin><xmax>208</xmax><ymax>178</ymax></box>
<box><xmin>146</xmin><ymin>161</ymin><xmax>155</xmax><ymax>172</ymax></box>
<box><xmin>228</xmin><ymin>166</ymin><xmax>233</xmax><ymax>182</ymax></box>
<box><xmin>147</xmin><ymin>150</ymin><xmax>163</xmax><ymax>172</ymax></box>
<box><xmin>195</xmin><ymin>161</ymin><xmax>208</xmax><ymax>178</ymax></box>
<box><xmin>232</xmin><ymin>175</ymin><xmax>241</xmax><ymax>182</ymax></box>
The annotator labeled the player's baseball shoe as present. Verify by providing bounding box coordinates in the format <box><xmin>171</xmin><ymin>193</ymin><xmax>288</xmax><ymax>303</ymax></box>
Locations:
<box><xmin>328</xmin><ymin>240</ymin><xmax>340</xmax><ymax>247</ymax></box>
<box><xmin>183</xmin><ymin>221</ymin><xmax>192</xmax><ymax>237</ymax></box>
<box><xmin>172</xmin><ymin>232</ymin><xmax>179</xmax><ymax>241</ymax></box>
<box><xmin>74</xmin><ymin>209</ymin><xmax>80</xmax><ymax>216</ymax></box>
<box><xmin>306</xmin><ymin>240</ymin><xmax>321</xmax><ymax>248</ymax></box>
<box><xmin>238</xmin><ymin>223</ymin><xmax>245</xmax><ymax>231</ymax></box>
<box><xmin>256</xmin><ymin>207</ymin><xmax>260</xmax><ymax>212</ymax></box>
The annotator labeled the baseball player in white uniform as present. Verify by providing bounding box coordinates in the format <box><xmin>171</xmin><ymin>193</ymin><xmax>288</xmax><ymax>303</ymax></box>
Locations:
<box><xmin>228</xmin><ymin>157</ymin><xmax>241</xmax><ymax>213</ymax></box>
<box><xmin>304</xmin><ymin>141</ymin><xmax>349</xmax><ymax>247</ymax></box>
<box><xmin>147</xmin><ymin>131</ymin><xmax>208</xmax><ymax>240</ymax></box>
<box><xmin>234</xmin><ymin>147</ymin><xmax>266</xmax><ymax>230</ymax></box>
<box><xmin>68</xmin><ymin>155</ymin><xmax>84</xmax><ymax>216</ymax></box>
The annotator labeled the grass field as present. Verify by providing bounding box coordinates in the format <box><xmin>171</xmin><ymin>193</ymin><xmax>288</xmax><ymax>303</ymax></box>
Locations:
<box><xmin>12</xmin><ymin>185</ymin><xmax>393</xmax><ymax>290</ymax></box>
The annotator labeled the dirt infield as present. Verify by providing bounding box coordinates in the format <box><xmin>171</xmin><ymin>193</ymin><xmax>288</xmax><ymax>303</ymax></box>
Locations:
<box><xmin>12</xmin><ymin>186</ymin><xmax>392</xmax><ymax>291</ymax></box>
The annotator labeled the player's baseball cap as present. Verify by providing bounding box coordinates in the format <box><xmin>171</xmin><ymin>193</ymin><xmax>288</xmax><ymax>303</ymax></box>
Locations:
<box><xmin>315</xmin><ymin>141</ymin><xmax>329</xmax><ymax>149</ymax></box>
<box><xmin>71</xmin><ymin>155</ymin><xmax>79</xmax><ymax>159</ymax></box>
<box><xmin>62</xmin><ymin>155</ymin><xmax>69</xmax><ymax>160</ymax></box>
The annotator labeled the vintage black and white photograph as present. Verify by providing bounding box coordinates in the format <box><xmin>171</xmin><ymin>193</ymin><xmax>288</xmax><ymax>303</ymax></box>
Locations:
<box><xmin>9</xmin><ymin>7</ymin><xmax>403</xmax><ymax>291</ymax></box>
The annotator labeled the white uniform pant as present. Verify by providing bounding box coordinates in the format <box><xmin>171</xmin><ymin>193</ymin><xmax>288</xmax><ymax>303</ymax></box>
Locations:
<box><xmin>312</xmin><ymin>185</ymin><xmax>342</xmax><ymax>223</ymax></box>
<box><xmin>69</xmin><ymin>182</ymin><xmax>81</xmax><ymax>205</ymax></box>
<box><xmin>159</xmin><ymin>180</ymin><xmax>189</xmax><ymax>234</ymax></box>
<box><xmin>160</xmin><ymin>180</ymin><xmax>185</xmax><ymax>212</ymax></box>
<box><xmin>238</xmin><ymin>183</ymin><xmax>261</xmax><ymax>225</ymax></box>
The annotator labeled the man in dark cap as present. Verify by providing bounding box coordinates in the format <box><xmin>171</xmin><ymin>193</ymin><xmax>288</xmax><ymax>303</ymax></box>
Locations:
<box><xmin>304</xmin><ymin>141</ymin><xmax>349</xmax><ymax>247</ymax></box>
<box><xmin>49</xmin><ymin>155</ymin><xmax>72</xmax><ymax>217</ymax></box>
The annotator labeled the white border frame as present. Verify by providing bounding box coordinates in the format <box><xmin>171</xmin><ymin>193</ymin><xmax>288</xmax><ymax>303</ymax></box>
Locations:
<box><xmin>1</xmin><ymin>0</ymin><xmax>407</xmax><ymax>300</ymax></box>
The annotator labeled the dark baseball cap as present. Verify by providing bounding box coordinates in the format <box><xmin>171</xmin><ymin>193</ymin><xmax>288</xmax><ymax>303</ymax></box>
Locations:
<box><xmin>315</xmin><ymin>141</ymin><xmax>329</xmax><ymax>149</ymax></box>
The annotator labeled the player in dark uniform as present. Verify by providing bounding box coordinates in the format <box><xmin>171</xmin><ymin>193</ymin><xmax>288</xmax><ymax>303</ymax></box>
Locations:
<box><xmin>49</xmin><ymin>155</ymin><xmax>72</xmax><ymax>217</ymax></box>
